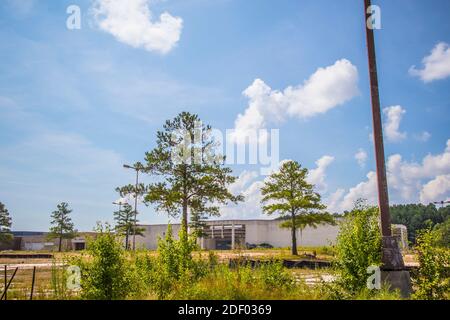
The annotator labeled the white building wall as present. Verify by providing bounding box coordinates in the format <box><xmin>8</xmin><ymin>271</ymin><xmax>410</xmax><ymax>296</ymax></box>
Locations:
<box><xmin>136</xmin><ymin>219</ymin><xmax>340</xmax><ymax>250</ymax></box>
<box><xmin>244</xmin><ymin>220</ymin><xmax>339</xmax><ymax>247</ymax></box>
<box><xmin>134</xmin><ymin>224</ymin><xmax>181</xmax><ymax>250</ymax></box>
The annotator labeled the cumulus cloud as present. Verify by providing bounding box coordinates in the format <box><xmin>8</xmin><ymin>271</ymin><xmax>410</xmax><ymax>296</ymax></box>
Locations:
<box><xmin>420</xmin><ymin>174</ymin><xmax>450</xmax><ymax>203</ymax></box>
<box><xmin>383</xmin><ymin>105</ymin><xmax>407</xmax><ymax>142</ymax></box>
<box><xmin>91</xmin><ymin>0</ymin><xmax>183</xmax><ymax>54</ymax></box>
<box><xmin>409</xmin><ymin>42</ymin><xmax>450</xmax><ymax>83</ymax></box>
<box><xmin>354</xmin><ymin>149</ymin><xmax>368</xmax><ymax>168</ymax></box>
<box><xmin>220</xmin><ymin>170</ymin><xmax>266</xmax><ymax>219</ymax></box>
<box><xmin>231</xmin><ymin>59</ymin><xmax>359</xmax><ymax>144</ymax></box>
<box><xmin>327</xmin><ymin>139</ymin><xmax>450</xmax><ymax>212</ymax></box>
<box><xmin>307</xmin><ymin>155</ymin><xmax>335</xmax><ymax>192</ymax></box>
<box><xmin>221</xmin><ymin>156</ymin><xmax>334</xmax><ymax>219</ymax></box>
<box><xmin>326</xmin><ymin>171</ymin><xmax>378</xmax><ymax>213</ymax></box>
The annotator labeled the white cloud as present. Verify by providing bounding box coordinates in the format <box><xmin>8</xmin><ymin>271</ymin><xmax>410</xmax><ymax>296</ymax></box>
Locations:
<box><xmin>91</xmin><ymin>0</ymin><xmax>183</xmax><ymax>54</ymax></box>
<box><xmin>354</xmin><ymin>148</ymin><xmax>368</xmax><ymax>168</ymax></box>
<box><xmin>231</xmin><ymin>59</ymin><xmax>359</xmax><ymax>144</ymax></box>
<box><xmin>420</xmin><ymin>174</ymin><xmax>450</xmax><ymax>203</ymax></box>
<box><xmin>383</xmin><ymin>105</ymin><xmax>407</xmax><ymax>142</ymax></box>
<box><xmin>221</xmin><ymin>156</ymin><xmax>334</xmax><ymax>218</ymax></box>
<box><xmin>409</xmin><ymin>42</ymin><xmax>450</xmax><ymax>82</ymax></box>
<box><xmin>220</xmin><ymin>170</ymin><xmax>266</xmax><ymax>220</ymax></box>
<box><xmin>327</xmin><ymin>139</ymin><xmax>450</xmax><ymax>212</ymax></box>
<box><xmin>414</xmin><ymin>131</ymin><xmax>431</xmax><ymax>142</ymax></box>
<box><xmin>307</xmin><ymin>155</ymin><xmax>335</xmax><ymax>192</ymax></box>
<box><xmin>326</xmin><ymin>171</ymin><xmax>378</xmax><ymax>213</ymax></box>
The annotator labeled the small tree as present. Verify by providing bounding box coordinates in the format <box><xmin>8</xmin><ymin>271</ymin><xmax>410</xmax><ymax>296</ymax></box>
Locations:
<box><xmin>114</xmin><ymin>203</ymin><xmax>144</xmax><ymax>250</ymax></box>
<box><xmin>144</xmin><ymin>112</ymin><xmax>243</xmax><ymax>242</ymax></box>
<box><xmin>261</xmin><ymin>160</ymin><xmax>325</xmax><ymax>255</ymax></box>
<box><xmin>48</xmin><ymin>202</ymin><xmax>77</xmax><ymax>252</ymax></box>
<box><xmin>0</xmin><ymin>202</ymin><xmax>13</xmax><ymax>243</ymax></box>
<box><xmin>75</xmin><ymin>223</ymin><xmax>133</xmax><ymax>300</ymax></box>
<box><xmin>412</xmin><ymin>228</ymin><xmax>450</xmax><ymax>300</ymax></box>
<box><xmin>334</xmin><ymin>200</ymin><xmax>382</xmax><ymax>293</ymax></box>
<box><xmin>433</xmin><ymin>216</ymin><xmax>450</xmax><ymax>248</ymax></box>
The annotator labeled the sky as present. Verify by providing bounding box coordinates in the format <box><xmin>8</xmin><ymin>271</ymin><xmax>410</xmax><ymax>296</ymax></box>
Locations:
<box><xmin>0</xmin><ymin>0</ymin><xmax>449</xmax><ymax>231</ymax></box>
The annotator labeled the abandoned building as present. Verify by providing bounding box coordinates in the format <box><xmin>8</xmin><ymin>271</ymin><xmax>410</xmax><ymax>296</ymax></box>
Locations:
<box><xmin>135</xmin><ymin>219</ymin><xmax>409</xmax><ymax>251</ymax></box>
<box><xmin>0</xmin><ymin>231</ymin><xmax>95</xmax><ymax>251</ymax></box>
<box><xmin>135</xmin><ymin>219</ymin><xmax>339</xmax><ymax>250</ymax></box>
<box><xmin>0</xmin><ymin>220</ymin><xmax>408</xmax><ymax>252</ymax></box>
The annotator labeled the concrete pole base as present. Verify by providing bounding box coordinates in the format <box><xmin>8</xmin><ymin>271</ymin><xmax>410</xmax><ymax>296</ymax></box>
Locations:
<box><xmin>381</xmin><ymin>236</ymin><xmax>413</xmax><ymax>298</ymax></box>
<box><xmin>381</xmin><ymin>270</ymin><xmax>412</xmax><ymax>298</ymax></box>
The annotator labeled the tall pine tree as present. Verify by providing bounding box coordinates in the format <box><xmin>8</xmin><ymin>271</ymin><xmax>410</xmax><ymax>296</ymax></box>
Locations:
<box><xmin>48</xmin><ymin>202</ymin><xmax>77</xmax><ymax>252</ymax></box>
<box><xmin>114</xmin><ymin>203</ymin><xmax>144</xmax><ymax>250</ymax></box>
<box><xmin>0</xmin><ymin>202</ymin><xmax>13</xmax><ymax>243</ymax></box>
<box><xmin>144</xmin><ymin>112</ymin><xmax>243</xmax><ymax>240</ymax></box>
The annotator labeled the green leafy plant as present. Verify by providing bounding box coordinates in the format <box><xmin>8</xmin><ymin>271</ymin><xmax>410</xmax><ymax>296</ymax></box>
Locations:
<box><xmin>334</xmin><ymin>200</ymin><xmax>382</xmax><ymax>293</ymax></box>
<box><xmin>149</xmin><ymin>224</ymin><xmax>205</xmax><ymax>299</ymax></box>
<box><xmin>73</xmin><ymin>223</ymin><xmax>133</xmax><ymax>300</ymax></box>
<box><xmin>412</xmin><ymin>228</ymin><xmax>450</xmax><ymax>300</ymax></box>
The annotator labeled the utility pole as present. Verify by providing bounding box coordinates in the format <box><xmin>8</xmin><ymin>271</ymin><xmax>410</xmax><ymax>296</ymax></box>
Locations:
<box><xmin>364</xmin><ymin>0</ymin><xmax>411</xmax><ymax>296</ymax></box>
<box><xmin>123</xmin><ymin>163</ymin><xmax>144</xmax><ymax>251</ymax></box>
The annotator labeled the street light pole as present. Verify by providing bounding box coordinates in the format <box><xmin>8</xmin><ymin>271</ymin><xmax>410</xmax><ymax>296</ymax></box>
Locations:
<box><xmin>123</xmin><ymin>163</ymin><xmax>142</xmax><ymax>251</ymax></box>
<box><xmin>113</xmin><ymin>200</ymin><xmax>127</xmax><ymax>249</ymax></box>
<box><xmin>433</xmin><ymin>200</ymin><xmax>450</xmax><ymax>208</ymax></box>
<box><xmin>133</xmin><ymin>168</ymin><xmax>139</xmax><ymax>251</ymax></box>
<box><xmin>364</xmin><ymin>0</ymin><xmax>411</xmax><ymax>296</ymax></box>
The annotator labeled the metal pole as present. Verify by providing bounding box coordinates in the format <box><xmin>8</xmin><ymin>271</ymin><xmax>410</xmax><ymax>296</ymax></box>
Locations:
<box><xmin>4</xmin><ymin>265</ymin><xmax>6</xmax><ymax>300</ymax></box>
<box><xmin>1</xmin><ymin>267</ymin><xmax>18</xmax><ymax>301</ymax></box>
<box><xmin>30</xmin><ymin>266</ymin><xmax>36</xmax><ymax>300</ymax></box>
<box><xmin>132</xmin><ymin>168</ymin><xmax>139</xmax><ymax>251</ymax></box>
<box><xmin>364</xmin><ymin>0</ymin><xmax>391</xmax><ymax>237</ymax></box>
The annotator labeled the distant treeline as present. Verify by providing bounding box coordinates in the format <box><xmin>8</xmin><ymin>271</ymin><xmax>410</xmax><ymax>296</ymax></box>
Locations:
<box><xmin>390</xmin><ymin>203</ymin><xmax>449</xmax><ymax>244</ymax></box>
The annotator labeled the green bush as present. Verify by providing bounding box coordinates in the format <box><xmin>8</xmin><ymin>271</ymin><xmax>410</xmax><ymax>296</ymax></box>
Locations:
<box><xmin>259</xmin><ymin>260</ymin><xmax>294</xmax><ymax>289</ymax></box>
<box><xmin>412</xmin><ymin>228</ymin><xmax>450</xmax><ymax>300</ymax></box>
<box><xmin>433</xmin><ymin>217</ymin><xmax>450</xmax><ymax>248</ymax></box>
<box><xmin>334</xmin><ymin>203</ymin><xmax>382</xmax><ymax>293</ymax></box>
<box><xmin>73</xmin><ymin>223</ymin><xmax>134</xmax><ymax>300</ymax></box>
<box><xmin>149</xmin><ymin>224</ymin><xmax>205</xmax><ymax>299</ymax></box>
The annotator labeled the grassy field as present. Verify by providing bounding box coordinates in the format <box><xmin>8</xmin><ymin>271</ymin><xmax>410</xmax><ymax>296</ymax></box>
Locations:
<box><xmin>0</xmin><ymin>247</ymin><xmax>418</xmax><ymax>300</ymax></box>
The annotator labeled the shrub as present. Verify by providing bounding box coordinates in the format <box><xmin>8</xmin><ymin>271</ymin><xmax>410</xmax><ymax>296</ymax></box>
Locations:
<box><xmin>149</xmin><ymin>224</ymin><xmax>205</xmax><ymax>299</ymax></box>
<box><xmin>334</xmin><ymin>202</ymin><xmax>382</xmax><ymax>293</ymax></box>
<box><xmin>73</xmin><ymin>223</ymin><xmax>134</xmax><ymax>300</ymax></box>
<box><xmin>259</xmin><ymin>260</ymin><xmax>294</xmax><ymax>289</ymax></box>
<box><xmin>412</xmin><ymin>228</ymin><xmax>450</xmax><ymax>300</ymax></box>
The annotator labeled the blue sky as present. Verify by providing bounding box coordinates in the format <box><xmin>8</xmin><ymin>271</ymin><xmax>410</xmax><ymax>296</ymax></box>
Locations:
<box><xmin>1</xmin><ymin>0</ymin><xmax>449</xmax><ymax>231</ymax></box>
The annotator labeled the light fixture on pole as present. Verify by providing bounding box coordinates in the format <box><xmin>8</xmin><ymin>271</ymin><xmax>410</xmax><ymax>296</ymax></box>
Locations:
<box><xmin>123</xmin><ymin>163</ymin><xmax>145</xmax><ymax>251</ymax></box>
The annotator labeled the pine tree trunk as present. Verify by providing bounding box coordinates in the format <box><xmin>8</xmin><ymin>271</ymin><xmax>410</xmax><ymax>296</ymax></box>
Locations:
<box><xmin>58</xmin><ymin>236</ymin><xmax>62</xmax><ymax>252</ymax></box>
<box><xmin>182</xmin><ymin>198</ymin><xmax>188</xmax><ymax>234</ymax></box>
<box><xmin>291</xmin><ymin>212</ymin><xmax>297</xmax><ymax>256</ymax></box>
<box><xmin>125</xmin><ymin>231</ymin><xmax>129</xmax><ymax>250</ymax></box>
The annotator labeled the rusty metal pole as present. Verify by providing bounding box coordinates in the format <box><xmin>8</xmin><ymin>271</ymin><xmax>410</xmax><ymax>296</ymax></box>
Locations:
<box><xmin>363</xmin><ymin>0</ymin><xmax>412</xmax><ymax>296</ymax></box>
<box><xmin>0</xmin><ymin>267</ymin><xmax>18</xmax><ymax>300</ymax></box>
<box><xmin>30</xmin><ymin>266</ymin><xmax>36</xmax><ymax>300</ymax></box>
<box><xmin>364</xmin><ymin>0</ymin><xmax>391</xmax><ymax>237</ymax></box>
<box><xmin>3</xmin><ymin>265</ymin><xmax>6</xmax><ymax>300</ymax></box>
